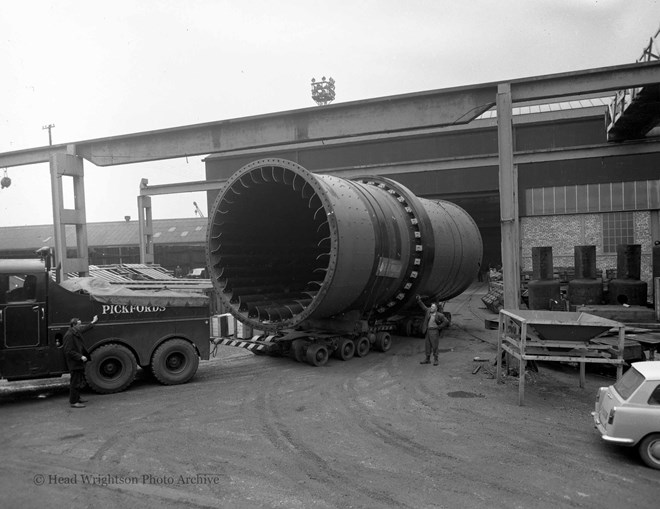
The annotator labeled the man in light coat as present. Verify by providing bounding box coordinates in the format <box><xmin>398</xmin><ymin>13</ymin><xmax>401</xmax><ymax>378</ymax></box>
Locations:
<box><xmin>416</xmin><ymin>295</ymin><xmax>449</xmax><ymax>366</ymax></box>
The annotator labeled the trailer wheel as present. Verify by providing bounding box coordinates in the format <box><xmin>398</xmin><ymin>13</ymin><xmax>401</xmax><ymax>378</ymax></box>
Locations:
<box><xmin>334</xmin><ymin>337</ymin><xmax>355</xmax><ymax>360</ymax></box>
<box><xmin>292</xmin><ymin>340</ymin><xmax>307</xmax><ymax>363</ymax></box>
<box><xmin>151</xmin><ymin>339</ymin><xmax>199</xmax><ymax>385</ymax></box>
<box><xmin>306</xmin><ymin>343</ymin><xmax>329</xmax><ymax>366</ymax></box>
<box><xmin>399</xmin><ymin>318</ymin><xmax>414</xmax><ymax>338</ymax></box>
<box><xmin>354</xmin><ymin>336</ymin><xmax>370</xmax><ymax>357</ymax></box>
<box><xmin>85</xmin><ymin>344</ymin><xmax>137</xmax><ymax>394</ymax></box>
<box><xmin>374</xmin><ymin>331</ymin><xmax>392</xmax><ymax>352</ymax></box>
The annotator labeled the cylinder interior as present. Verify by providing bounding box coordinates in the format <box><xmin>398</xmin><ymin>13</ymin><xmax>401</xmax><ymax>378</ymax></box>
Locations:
<box><xmin>208</xmin><ymin>166</ymin><xmax>331</xmax><ymax>325</ymax></box>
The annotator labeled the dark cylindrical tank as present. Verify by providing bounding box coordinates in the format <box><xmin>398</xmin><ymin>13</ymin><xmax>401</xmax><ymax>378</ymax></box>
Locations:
<box><xmin>608</xmin><ymin>244</ymin><xmax>647</xmax><ymax>305</ymax></box>
<box><xmin>206</xmin><ymin>158</ymin><xmax>483</xmax><ymax>330</ymax></box>
<box><xmin>531</xmin><ymin>246</ymin><xmax>554</xmax><ymax>280</ymax></box>
<box><xmin>568</xmin><ymin>245</ymin><xmax>603</xmax><ymax>306</ymax></box>
<box><xmin>527</xmin><ymin>247</ymin><xmax>560</xmax><ymax>310</ymax></box>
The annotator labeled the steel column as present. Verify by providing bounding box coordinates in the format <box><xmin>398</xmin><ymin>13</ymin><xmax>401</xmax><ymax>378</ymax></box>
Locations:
<box><xmin>137</xmin><ymin>185</ymin><xmax>154</xmax><ymax>264</ymax></box>
<box><xmin>498</xmin><ymin>83</ymin><xmax>521</xmax><ymax>310</ymax></box>
<box><xmin>49</xmin><ymin>148</ymin><xmax>89</xmax><ymax>280</ymax></box>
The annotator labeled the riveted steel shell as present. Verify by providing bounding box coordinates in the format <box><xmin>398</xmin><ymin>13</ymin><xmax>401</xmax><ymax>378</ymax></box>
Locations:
<box><xmin>207</xmin><ymin>159</ymin><xmax>482</xmax><ymax>330</ymax></box>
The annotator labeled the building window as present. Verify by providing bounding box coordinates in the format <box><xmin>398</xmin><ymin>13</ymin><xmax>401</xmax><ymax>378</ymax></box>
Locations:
<box><xmin>602</xmin><ymin>212</ymin><xmax>634</xmax><ymax>253</ymax></box>
<box><xmin>524</xmin><ymin>178</ymin><xmax>660</xmax><ymax>216</ymax></box>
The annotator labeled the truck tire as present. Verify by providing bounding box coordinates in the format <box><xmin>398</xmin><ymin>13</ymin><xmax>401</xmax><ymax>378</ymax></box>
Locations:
<box><xmin>306</xmin><ymin>343</ymin><xmax>329</xmax><ymax>366</ymax></box>
<box><xmin>151</xmin><ymin>339</ymin><xmax>199</xmax><ymax>385</ymax></box>
<box><xmin>292</xmin><ymin>340</ymin><xmax>307</xmax><ymax>363</ymax></box>
<box><xmin>334</xmin><ymin>337</ymin><xmax>355</xmax><ymax>360</ymax></box>
<box><xmin>402</xmin><ymin>319</ymin><xmax>413</xmax><ymax>338</ymax></box>
<box><xmin>374</xmin><ymin>331</ymin><xmax>392</xmax><ymax>352</ymax></box>
<box><xmin>354</xmin><ymin>336</ymin><xmax>370</xmax><ymax>357</ymax></box>
<box><xmin>85</xmin><ymin>344</ymin><xmax>138</xmax><ymax>394</ymax></box>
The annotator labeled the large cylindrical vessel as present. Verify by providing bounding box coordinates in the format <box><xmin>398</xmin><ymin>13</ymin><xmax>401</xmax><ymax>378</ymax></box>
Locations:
<box><xmin>207</xmin><ymin>159</ymin><xmax>482</xmax><ymax>330</ymax></box>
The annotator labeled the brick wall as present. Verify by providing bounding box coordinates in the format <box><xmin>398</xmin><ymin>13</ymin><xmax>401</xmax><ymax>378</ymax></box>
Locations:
<box><xmin>520</xmin><ymin>211</ymin><xmax>653</xmax><ymax>298</ymax></box>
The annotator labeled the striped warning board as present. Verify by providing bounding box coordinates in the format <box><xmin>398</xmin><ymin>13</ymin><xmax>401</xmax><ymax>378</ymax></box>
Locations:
<box><xmin>211</xmin><ymin>335</ymin><xmax>278</xmax><ymax>354</ymax></box>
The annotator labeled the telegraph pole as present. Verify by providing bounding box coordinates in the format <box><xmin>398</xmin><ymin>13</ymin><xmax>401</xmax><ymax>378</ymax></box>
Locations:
<box><xmin>42</xmin><ymin>124</ymin><xmax>55</xmax><ymax>145</ymax></box>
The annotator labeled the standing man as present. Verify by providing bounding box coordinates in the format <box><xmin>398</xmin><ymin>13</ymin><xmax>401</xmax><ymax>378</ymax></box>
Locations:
<box><xmin>63</xmin><ymin>315</ymin><xmax>98</xmax><ymax>408</ymax></box>
<box><xmin>416</xmin><ymin>295</ymin><xmax>449</xmax><ymax>366</ymax></box>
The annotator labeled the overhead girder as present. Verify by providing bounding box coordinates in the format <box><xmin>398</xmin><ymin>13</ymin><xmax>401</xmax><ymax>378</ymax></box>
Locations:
<box><xmin>1</xmin><ymin>61</ymin><xmax>660</xmax><ymax>169</ymax></box>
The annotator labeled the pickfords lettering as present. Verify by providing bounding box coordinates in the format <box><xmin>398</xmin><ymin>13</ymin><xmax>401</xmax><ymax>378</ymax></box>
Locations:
<box><xmin>101</xmin><ymin>304</ymin><xmax>167</xmax><ymax>314</ymax></box>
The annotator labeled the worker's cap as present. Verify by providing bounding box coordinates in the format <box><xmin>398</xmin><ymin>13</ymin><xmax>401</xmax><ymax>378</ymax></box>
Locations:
<box><xmin>69</xmin><ymin>318</ymin><xmax>80</xmax><ymax>327</ymax></box>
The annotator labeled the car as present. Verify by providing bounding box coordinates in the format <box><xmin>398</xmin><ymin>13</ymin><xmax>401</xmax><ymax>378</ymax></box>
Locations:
<box><xmin>592</xmin><ymin>361</ymin><xmax>660</xmax><ymax>470</ymax></box>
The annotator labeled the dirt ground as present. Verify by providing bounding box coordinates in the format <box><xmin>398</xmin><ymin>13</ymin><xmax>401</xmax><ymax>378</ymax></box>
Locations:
<box><xmin>1</xmin><ymin>283</ymin><xmax>659</xmax><ymax>509</ymax></box>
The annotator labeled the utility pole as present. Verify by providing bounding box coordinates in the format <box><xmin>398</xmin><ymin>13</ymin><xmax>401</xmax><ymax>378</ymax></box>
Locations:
<box><xmin>42</xmin><ymin>124</ymin><xmax>55</xmax><ymax>145</ymax></box>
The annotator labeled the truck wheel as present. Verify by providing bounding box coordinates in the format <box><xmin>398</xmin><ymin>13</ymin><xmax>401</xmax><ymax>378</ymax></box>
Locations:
<box><xmin>306</xmin><ymin>343</ymin><xmax>329</xmax><ymax>366</ymax></box>
<box><xmin>334</xmin><ymin>337</ymin><xmax>355</xmax><ymax>360</ymax></box>
<box><xmin>354</xmin><ymin>336</ymin><xmax>370</xmax><ymax>357</ymax></box>
<box><xmin>85</xmin><ymin>344</ymin><xmax>137</xmax><ymax>394</ymax></box>
<box><xmin>638</xmin><ymin>433</ymin><xmax>660</xmax><ymax>470</ymax></box>
<box><xmin>151</xmin><ymin>339</ymin><xmax>199</xmax><ymax>385</ymax></box>
<box><xmin>374</xmin><ymin>331</ymin><xmax>392</xmax><ymax>352</ymax></box>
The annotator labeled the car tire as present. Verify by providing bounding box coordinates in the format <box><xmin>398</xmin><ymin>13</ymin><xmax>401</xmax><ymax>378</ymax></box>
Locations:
<box><xmin>638</xmin><ymin>433</ymin><xmax>660</xmax><ymax>470</ymax></box>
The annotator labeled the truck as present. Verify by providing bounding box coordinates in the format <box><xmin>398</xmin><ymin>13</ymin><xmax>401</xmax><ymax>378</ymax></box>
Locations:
<box><xmin>207</xmin><ymin>158</ymin><xmax>483</xmax><ymax>365</ymax></box>
<box><xmin>0</xmin><ymin>252</ymin><xmax>212</xmax><ymax>393</ymax></box>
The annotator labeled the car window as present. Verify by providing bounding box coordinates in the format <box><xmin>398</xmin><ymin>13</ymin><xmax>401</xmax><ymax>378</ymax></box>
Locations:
<box><xmin>613</xmin><ymin>367</ymin><xmax>645</xmax><ymax>400</ymax></box>
<box><xmin>648</xmin><ymin>384</ymin><xmax>660</xmax><ymax>406</ymax></box>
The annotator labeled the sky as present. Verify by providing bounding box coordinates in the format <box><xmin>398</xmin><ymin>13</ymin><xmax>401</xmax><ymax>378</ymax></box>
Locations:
<box><xmin>1</xmin><ymin>0</ymin><xmax>659</xmax><ymax>227</ymax></box>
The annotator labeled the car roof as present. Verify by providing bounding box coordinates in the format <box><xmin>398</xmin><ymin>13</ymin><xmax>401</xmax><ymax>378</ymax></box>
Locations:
<box><xmin>631</xmin><ymin>361</ymin><xmax>660</xmax><ymax>380</ymax></box>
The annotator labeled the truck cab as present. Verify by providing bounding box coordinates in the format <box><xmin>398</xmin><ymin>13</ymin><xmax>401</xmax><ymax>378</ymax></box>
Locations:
<box><xmin>0</xmin><ymin>258</ymin><xmax>65</xmax><ymax>380</ymax></box>
<box><xmin>1</xmin><ymin>255</ymin><xmax>212</xmax><ymax>393</ymax></box>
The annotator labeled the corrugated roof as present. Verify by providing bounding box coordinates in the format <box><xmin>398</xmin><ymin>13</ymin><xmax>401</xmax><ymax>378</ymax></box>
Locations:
<box><xmin>0</xmin><ymin>218</ymin><xmax>207</xmax><ymax>252</ymax></box>
<box><xmin>477</xmin><ymin>97</ymin><xmax>611</xmax><ymax>119</ymax></box>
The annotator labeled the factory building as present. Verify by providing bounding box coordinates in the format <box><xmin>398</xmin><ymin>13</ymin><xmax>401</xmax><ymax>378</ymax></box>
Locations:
<box><xmin>0</xmin><ymin>218</ymin><xmax>207</xmax><ymax>275</ymax></box>
<box><xmin>203</xmin><ymin>96</ymin><xmax>660</xmax><ymax>288</ymax></box>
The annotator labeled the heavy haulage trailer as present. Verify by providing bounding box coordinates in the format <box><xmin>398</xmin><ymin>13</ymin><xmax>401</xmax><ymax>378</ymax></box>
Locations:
<box><xmin>0</xmin><ymin>254</ymin><xmax>211</xmax><ymax>393</ymax></box>
<box><xmin>208</xmin><ymin>158</ymin><xmax>483</xmax><ymax>366</ymax></box>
